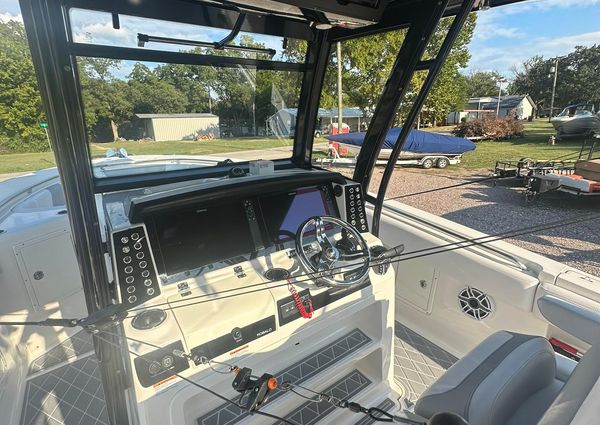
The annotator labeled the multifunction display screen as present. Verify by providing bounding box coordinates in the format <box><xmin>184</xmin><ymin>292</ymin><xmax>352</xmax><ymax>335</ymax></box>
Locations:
<box><xmin>261</xmin><ymin>187</ymin><xmax>332</xmax><ymax>243</ymax></box>
<box><xmin>148</xmin><ymin>200</ymin><xmax>255</xmax><ymax>276</ymax></box>
<box><xmin>146</xmin><ymin>185</ymin><xmax>337</xmax><ymax>276</ymax></box>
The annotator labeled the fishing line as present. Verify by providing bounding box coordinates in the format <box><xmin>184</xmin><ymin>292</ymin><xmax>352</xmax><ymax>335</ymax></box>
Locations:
<box><xmin>125</xmin><ymin>210</ymin><xmax>599</xmax><ymax>316</ymax></box>
<box><xmin>92</xmin><ymin>331</ymin><xmax>298</xmax><ymax>425</ymax></box>
<box><xmin>123</xmin><ymin>211</ymin><xmax>600</xmax><ymax>317</ymax></box>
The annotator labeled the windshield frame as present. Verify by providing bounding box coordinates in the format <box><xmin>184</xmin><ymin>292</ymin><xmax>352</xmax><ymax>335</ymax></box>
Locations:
<box><xmin>60</xmin><ymin>0</ymin><xmax>323</xmax><ymax>192</ymax></box>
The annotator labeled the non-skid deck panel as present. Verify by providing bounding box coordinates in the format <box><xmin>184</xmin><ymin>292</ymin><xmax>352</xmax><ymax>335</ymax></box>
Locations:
<box><xmin>29</xmin><ymin>330</ymin><xmax>94</xmax><ymax>375</ymax></box>
<box><xmin>274</xmin><ymin>370</ymin><xmax>371</xmax><ymax>425</ymax></box>
<box><xmin>197</xmin><ymin>329</ymin><xmax>372</xmax><ymax>425</ymax></box>
<box><xmin>394</xmin><ymin>322</ymin><xmax>457</xmax><ymax>402</ymax></box>
<box><xmin>352</xmin><ymin>398</ymin><xmax>396</xmax><ymax>425</ymax></box>
<box><xmin>20</xmin><ymin>354</ymin><xmax>109</xmax><ymax>425</ymax></box>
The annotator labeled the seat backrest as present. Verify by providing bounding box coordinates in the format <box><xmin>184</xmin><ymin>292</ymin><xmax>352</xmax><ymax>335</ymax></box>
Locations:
<box><xmin>537</xmin><ymin>343</ymin><xmax>600</xmax><ymax>425</ymax></box>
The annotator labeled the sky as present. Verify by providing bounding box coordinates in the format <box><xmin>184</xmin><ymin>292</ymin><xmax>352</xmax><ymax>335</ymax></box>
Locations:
<box><xmin>1</xmin><ymin>0</ymin><xmax>599</xmax><ymax>80</ymax></box>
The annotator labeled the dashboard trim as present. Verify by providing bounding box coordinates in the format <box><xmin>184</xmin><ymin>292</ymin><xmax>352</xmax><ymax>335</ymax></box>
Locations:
<box><xmin>128</xmin><ymin>171</ymin><xmax>346</xmax><ymax>222</ymax></box>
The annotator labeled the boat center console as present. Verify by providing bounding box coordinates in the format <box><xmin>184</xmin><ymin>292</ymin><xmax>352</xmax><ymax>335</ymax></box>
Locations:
<box><xmin>102</xmin><ymin>169</ymin><xmax>398</xmax><ymax>424</ymax></box>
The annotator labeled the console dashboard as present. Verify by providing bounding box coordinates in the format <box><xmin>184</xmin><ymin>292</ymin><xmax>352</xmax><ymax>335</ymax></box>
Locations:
<box><xmin>102</xmin><ymin>169</ymin><xmax>379</xmax><ymax>391</ymax></box>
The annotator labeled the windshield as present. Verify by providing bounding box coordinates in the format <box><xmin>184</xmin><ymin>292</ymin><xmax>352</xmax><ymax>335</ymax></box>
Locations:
<box><xmin>69</xmin><ymin>9</ymin><xmax>305</xmax><ymax>179</ymax></box>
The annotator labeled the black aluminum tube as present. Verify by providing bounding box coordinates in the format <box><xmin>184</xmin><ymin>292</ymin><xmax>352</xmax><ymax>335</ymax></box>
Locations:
<box><xmin>352</xmin><ymin>0</ymin><xmax>450</xmax><ymax>190</ymax></box>
<box><xmin>292</xmin><ymin>30</ymin><xmax>332</xmax><ymax>167</ymax></box>
<box><xmin>371</xmin><ymin>0</ymin><xmax>478</xmax><ymax>236</ymax></box>
<box><xmin>138</xmin><ymin>33</ymin><xmax>276</xmax><ymax>56</ymax></box>
<box><xmin>19</xmin><ymin>0</ymin><xmax>130</xmax><ymax>423</ymax></box>
<box><xmin>70</xmin><ymin>42</ymin><xmax>300</xmax><ymax>72</ymax></box>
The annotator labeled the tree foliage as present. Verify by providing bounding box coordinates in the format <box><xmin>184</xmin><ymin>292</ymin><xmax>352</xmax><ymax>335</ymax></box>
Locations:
<box><xmin>291</xmin><ymin>13</ymin><xmax>477</xmax><ymax>126</ymax></box>
<box><xmin>1</xmin><ymin>16</ymin><xmax>478</xmax><ymax>149</ymax></box>
<box><xmin>0</xmin><ymin>19</ymin><xmax>47</xmax><ymax>152</ymax></box>
<box><xmin>464</xmin><ymin>70</ymin><xmax>505</xmax><ymax>98</ymax></box>
<box><xmin>509</xmin><ymin>45</ymin><xmax>600</xmax><ymax>113</ymax></box>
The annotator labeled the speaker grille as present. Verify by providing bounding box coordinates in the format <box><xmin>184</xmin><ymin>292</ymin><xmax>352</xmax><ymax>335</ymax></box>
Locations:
<box><xmin>458</xmin><ymin>287</ymin><xmax>493</xmax><ymax>320</ymax></box>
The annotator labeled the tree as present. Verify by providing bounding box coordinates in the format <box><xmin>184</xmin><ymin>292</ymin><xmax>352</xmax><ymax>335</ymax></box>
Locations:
<box><xmin>418</xmin><ymin>13</ymin><xmax>477</xmax><ymax>125</ymax></box>
<box><xmin>0</xmin><ymin>19</ymin><xmax>47</xmax><ymax>151</ymax></box>
<box><xmin>78</xmin><ymin>58</ymin><xmax>132</xmax><ymax>141</ymax></box>
<box><xmin>509</xmin><ymin>45</ymin><xmax>600</xmax><ymax>114</ymax></box>
<box><xmin>282</xmin><ymin>13</ymin><xmax>477</xmax><ymax>126</ymax></box>
<box><xmin>464</xmin><ymin>71</ymin><xmax>505</xmax><ymax>98</ymax></box>
<box><xmin>127</xmin><ymin>63</ymin><xmax>187</xmax><ymax>115</ymax></box>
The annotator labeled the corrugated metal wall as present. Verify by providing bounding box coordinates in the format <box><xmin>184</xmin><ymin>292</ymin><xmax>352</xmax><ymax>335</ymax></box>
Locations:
<box><xmin>149</xmin><ymin>117</ymin><xmax>220</xmax><ymax>141</ymax></box>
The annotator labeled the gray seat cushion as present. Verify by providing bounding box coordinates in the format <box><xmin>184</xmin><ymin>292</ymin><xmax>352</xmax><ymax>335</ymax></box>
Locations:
<box><xmin>537</xmin><ymin>342</ymin><xmax>600</xmax><ymax>425</ymax></box>
<box><xmin>415</xmin><ymin>331</ymin><xmax>558</xmax><ymax>425</ymax></box>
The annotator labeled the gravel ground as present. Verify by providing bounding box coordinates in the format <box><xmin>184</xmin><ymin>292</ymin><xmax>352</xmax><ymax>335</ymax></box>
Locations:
<box><xmin>368</xmin><ymin>167</ymin><xmax>600</xmax><ymax>277</ymax></box>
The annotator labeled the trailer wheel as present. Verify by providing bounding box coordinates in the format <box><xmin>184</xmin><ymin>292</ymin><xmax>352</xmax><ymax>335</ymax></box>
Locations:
<box><xmin>421</xmin><ymin>158</ymin><xmax>434</xmax><ymax>169</ymax></box>
<box><xmin>436</xmin><ymin>157</ymin><xmax>449</xmax><ymax>169</ymax></box>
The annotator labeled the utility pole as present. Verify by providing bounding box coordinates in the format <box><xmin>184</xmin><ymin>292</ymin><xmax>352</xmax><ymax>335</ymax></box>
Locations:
<box><xmin>549</xmin><ymin>56</ymin><xmax>559</xmax><ymax>122</ymax></box>
<box><xmin>496</xmin><ymin>78</ymin><xmax>506</xmax><ymax>117</ymax></box>
<box><xmin>337</xmin><ymin>42</ymin><xmax>343</xmax><ymax>134</ymax></box>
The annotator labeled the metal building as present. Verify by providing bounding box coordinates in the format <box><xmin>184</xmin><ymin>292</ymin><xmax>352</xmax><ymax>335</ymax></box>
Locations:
<box><xmin>135</xmin><ymin>113</ymin><xmax>220</xmax><ymax>141</ymax></box>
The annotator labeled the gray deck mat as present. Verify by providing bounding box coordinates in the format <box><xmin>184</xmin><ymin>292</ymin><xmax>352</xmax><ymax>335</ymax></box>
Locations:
<box><xmin>20</xmin><ymin>354</ymin><xmax>109</xmax><ymax>425</ymax></box>
<box><xmin>352</xmin><ymin>398</ymin><xmax>396</xmax><ymax>425</ymax></box>
<box><xmin>29</xmin><ymin>330</ymin><xmax>94</xmax><ymax>376</ymax></box>
<box><xmin>19</xmin><ymin>322</ymin><xmax>455</xmax><ymax>424</ymax></box>
<box><xmin>274</xmin><ymin>370</ymin><xmax>371</xmax><ymax>425</ymax></box>
<box><xmin>394</xmin><ymin>321</ymin><xmax>458</xmax><ymax>402</ymax></box>
<box><xmin>197</xmin><ymin>329</ymin><xmax>372</xmax><ymax>425</ymax></box>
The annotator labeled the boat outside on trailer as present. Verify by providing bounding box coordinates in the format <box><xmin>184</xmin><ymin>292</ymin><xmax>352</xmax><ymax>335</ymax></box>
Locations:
<box><xmin>551</xmin><ymin>102</ymin><xmax>600</xmax><ymax>138</ymax></box>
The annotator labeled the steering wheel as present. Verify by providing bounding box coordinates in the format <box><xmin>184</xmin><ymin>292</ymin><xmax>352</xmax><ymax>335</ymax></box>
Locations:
<box><xmin>295</xmin><ymin>216</ymin><xmax>371</xmax><ymax>287</ymax></box>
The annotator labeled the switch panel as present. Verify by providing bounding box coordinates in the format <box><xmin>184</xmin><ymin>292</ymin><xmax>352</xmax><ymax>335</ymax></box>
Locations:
<box><xmin>111</xmin><ymin>225</ymin><xmax>161</xmax><ymax>307</ymax></box>
<box><xmin>344</xmin><ymin>184</ymin><xmax>368</xmax><ymax>233</ymax></box>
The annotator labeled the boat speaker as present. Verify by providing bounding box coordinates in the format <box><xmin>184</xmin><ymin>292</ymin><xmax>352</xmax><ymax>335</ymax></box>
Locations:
<box><xmin>458</xmin><ymin>287</ymin><xmax>493</xmax><ymax>320</ymax></box>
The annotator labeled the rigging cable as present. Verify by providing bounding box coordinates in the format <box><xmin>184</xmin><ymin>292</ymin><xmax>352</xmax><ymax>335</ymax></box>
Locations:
<box><xmin>114</xmin><ymin>211</ymin><xmax>600</xmax><ymax>318</ymax></box>
<box><xmin>98</xmin><ymin>328</ymin><xmax>424</xmax><ymax>424</ymax></box>
<box><xmin>91</xmin><ymin>331</ymin><xmax>298</xmax><ymax>425</ymax></box>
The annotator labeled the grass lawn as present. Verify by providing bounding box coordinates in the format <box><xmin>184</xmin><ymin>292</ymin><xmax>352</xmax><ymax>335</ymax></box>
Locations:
<box><xmin>0</xmin><ymin>120</ymin><xmax>585</xmax><ymax>174</ymax></box>
<box><xmin>459</xmin><ymin>120</ymin><xmax>583</xmax><ymax>170</ymax></box>
<box><xmin>0</xmin><ymin>137</ymin><xmax>293</xmax><ymax>174</ymax></box>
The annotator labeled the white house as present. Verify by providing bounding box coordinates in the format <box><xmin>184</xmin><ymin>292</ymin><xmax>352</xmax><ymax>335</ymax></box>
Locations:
<box><xmin>448</xmin><ymin>95</ymin><xmax>536</xmax><ymax>124</ymax></box>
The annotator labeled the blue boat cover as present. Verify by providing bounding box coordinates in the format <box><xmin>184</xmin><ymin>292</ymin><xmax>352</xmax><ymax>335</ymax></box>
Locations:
<box><xmin>326</xmin><ymin>127</ymin><xmax>476</xmax><ymax>154</ymax></box>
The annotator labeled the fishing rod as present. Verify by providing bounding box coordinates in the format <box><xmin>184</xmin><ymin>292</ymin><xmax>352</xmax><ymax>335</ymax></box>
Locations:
<box><xmin>91</xmin><ymin>331</ymin><xmax>297</xmax><ymax>425</ymax></box>
<box><xmin>2</xmin><ymin>212</ymin><xmax>595</xmax><ymax>424</ymax></box>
